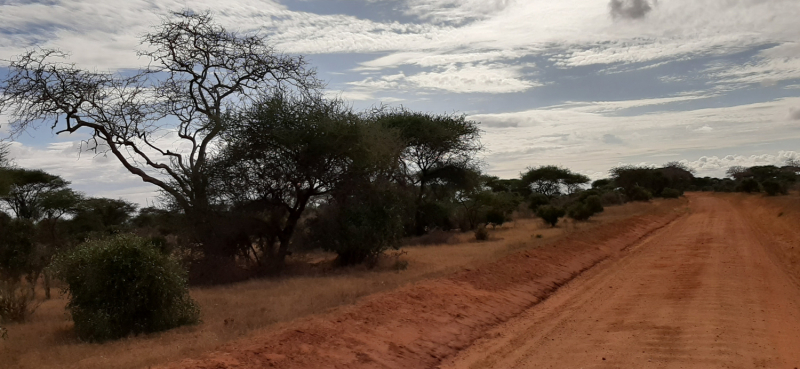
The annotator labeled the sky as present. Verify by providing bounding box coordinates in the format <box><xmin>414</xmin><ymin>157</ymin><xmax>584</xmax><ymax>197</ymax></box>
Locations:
<box><xmin>1</xmin><ymin>0</ymin><xmax>800</xmax><ymax>206</ymax></box>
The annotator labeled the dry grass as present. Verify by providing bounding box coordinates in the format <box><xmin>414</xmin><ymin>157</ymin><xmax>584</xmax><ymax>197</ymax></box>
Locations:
<box><xmin>0</xmin><ymin>199</ymin><xmax>674</xmax><ymax>369</ymax></box>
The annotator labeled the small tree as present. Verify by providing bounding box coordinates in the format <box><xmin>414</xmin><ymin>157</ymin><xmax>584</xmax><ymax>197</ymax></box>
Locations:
<box><xmin>373</xmin><ymin>108</ymin><xmax>482</xmax><ymax>235</ymax></box>
<box><xmin>309</xmin><ymin>181</ymin><xmax>406</xmax><ymax>266</ymax></box>
<box><xmin>0</xmin><ymin>216</ymin><xmax>38</xmax><ymax>323</ymax></box>
<box><xmin>51</xmin><ymin>234</ymin><xmax>199</xmax><ymax>342</ymax></box>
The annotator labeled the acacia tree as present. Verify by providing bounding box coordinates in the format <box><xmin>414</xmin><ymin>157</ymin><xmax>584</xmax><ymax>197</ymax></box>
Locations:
<box><xmin>373</xmin><ymin>108</ymin><xmax>482</xmax><ymax>235</ymax></box>
<box><xmin>211</xmin><ymin>93</ymin><xmax>399</xmax><ymax>266</ymax></box>
<box><xmin>0</xmin><ymin>168</ymin><xmax>73</xmax><ymax>221</ymax></box>
<box><xmin>521</xmin><ymin>166</ymin><xmax>589</xmax><ymax>198</ymax></box>
<box><xmin>0</xmin><ymin>12</ymin><xmax>318</xmax><ymax>258</ymax></box>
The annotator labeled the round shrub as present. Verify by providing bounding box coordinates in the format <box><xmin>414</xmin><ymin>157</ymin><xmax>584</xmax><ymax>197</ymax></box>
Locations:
<box><xmin>51</xmin><ymin>234</ymin><xmax>199</xmax><ymax>342</ymax></box>
<box><xmin>567</xmin><ymin>203</ymin><xmax>593</xmax><ymax>221</ymax></box>
<box><xmin>660</xmin><ymin>187</ymin><xmax>682</xmax><ymax>199</ymax></box>
<box><xmin>584</xmin><ymin>195</ymin><xmax>604</xmax><ymax>214</ymax></box>
<box><xmin>474</xmin><ymin>226</ymin><xmax>489</xmax><ymax>241</ymax></box>
<box><xmin>536</xmin><ymin>205</ymin><xmax>566</xmax><ymax>227</ymax></box>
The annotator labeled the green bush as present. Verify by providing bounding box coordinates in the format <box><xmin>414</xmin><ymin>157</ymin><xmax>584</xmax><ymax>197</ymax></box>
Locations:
<box><xmin>536</xmin><ymin>205</ymin><xmax>565</xmax><ymax>227</ymax></box>
<box><xmin>629</xmin><ymin>186</ymin><xmax>653</xmax><ymax>202</ymax></box>
<box><xmin>310</xmin><ymin>184</ymin><xmax>406</xmax><ymax>266</ymax></box>
<box><xmin>737</xmin><ymin>178</ymin><xmax>761</xmax><ymax>193</ymax></box>
<box><xmin>584</xmin><ymin>195</ymin><xmax>604</xmax><ymax>214</ymax></box>
<box><xmin>474</xmin><ymin>226</ymin><xmax>489</xmax><ymax>241</ymax></box>
<box><xmin>762</xmin><ymin>180</ymin><xmax>787</xmax><ymax>196</ymax></box>
<box><xmin>567</xmin><ymin>203</ymin><xmax>593</xmax><ymax>221</ymax></box>
<box><xmin>661</xmin><ymin>188</ymin><xmax>682</xmax><ymax>199</ymax></box>
<box><xmin>51</xmin><ymin>234</ymin><xmax>199</xmax><ymax>342</ymax></box>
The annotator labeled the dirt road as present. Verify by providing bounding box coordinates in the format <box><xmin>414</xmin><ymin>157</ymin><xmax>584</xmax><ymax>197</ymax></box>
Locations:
<box><xmin>161</xmin><ymin>194</ymin><xmax>800</xmax><ymax>369</ymax></box>
<box><xmin>444</xmin><ymin>194</ymin><xmax>800</xmax><ymax>369</ymax></box>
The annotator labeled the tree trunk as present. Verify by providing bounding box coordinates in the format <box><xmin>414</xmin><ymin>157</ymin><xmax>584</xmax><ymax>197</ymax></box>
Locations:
<box><xmin>44</xmin><ymin>271</ymin><xmax>51</xmax><ymax>300</ymax></box>
<box><xmin>414</xmin><ymin>179</ymin><xmax>427</xmax><ymax>236</ymax></box>
<box><xmin>274</xmin><ymin>195</ymin><xmax>311</xmax><ymax>267</ymax></box>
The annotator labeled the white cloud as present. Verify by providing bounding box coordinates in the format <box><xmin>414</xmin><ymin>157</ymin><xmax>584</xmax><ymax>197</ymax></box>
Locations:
<box><xmin>708</xmin><ymin>43</ymin><xmax>800</xmax><ymax>88</ymax></box>
<box><xmin>405</xmin><ymin>64</ymin><xmax>537</xmax><ymax>93</ymax></box>
<box><xmin>544</xmin><ymin>92</ymin><xmax>717</xmax><ymax>114</ymax></box>
<box><xmin>1</xmin><ymin>0</ymin><xmax>796</xmax><ymax>72</ymax></box>
<box><xmin>475</xmin><ymin>97</ymin><xmax>800</xmax><ymax>178</ymax></box>
<box><xmin>349</xmin><ymin>63</ymin><xmax>538</xmax><ymax>94</ymax></box>
<box><xmin>667</xmin><ymin>151</ymin><xmax>800</xmax><ymax>178</ymax></box>
<box><xmin>400</xmin><ymin>0</ymin><xmax>514</xmax><ymax>25</ymax></box>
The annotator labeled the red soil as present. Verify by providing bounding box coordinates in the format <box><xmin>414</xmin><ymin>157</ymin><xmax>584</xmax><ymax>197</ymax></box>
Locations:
<box><xmin>159</xmin><ymin>200</ymin><xmax>682</xmax><ymax>369</ymax></box>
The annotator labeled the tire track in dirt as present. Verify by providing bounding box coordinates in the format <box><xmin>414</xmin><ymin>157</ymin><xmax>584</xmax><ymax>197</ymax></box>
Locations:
<box><xmin>157</xmin><ymin>202</ymin><xmax>684</xmax><ymax>369</ymax></box>
<box><xmin>442</xmin><ymin>193</ymin><xmax>800</xmax><ymax>369</ymax></box>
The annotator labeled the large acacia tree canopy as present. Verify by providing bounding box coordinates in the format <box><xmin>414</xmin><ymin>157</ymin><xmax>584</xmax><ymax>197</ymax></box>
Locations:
<box><xmin>209</xmin><ymin>92</ymin><xmax>403</xmax><ymax>263</ymax></box>
<box><xmin>372</xmin><ymin>108</ymin><xmax>482</xmax><ymax>183</ymax></box>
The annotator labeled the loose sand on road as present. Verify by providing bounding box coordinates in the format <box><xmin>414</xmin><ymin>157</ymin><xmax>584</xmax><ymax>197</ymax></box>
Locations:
<box><xmin>444</xmin><ymin>194</ymin><xmax>800</xmax><ymax>369</ymax></box>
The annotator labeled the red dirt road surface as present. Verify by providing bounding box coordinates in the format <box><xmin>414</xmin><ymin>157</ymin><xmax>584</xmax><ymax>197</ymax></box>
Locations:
<box><xmin>161</xmin><ymin>193</ymin><xmax>800</xmax><ymax>369</ymax></box>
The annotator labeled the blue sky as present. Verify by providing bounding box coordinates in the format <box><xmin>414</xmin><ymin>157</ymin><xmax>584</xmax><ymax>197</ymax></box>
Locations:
<box><xmin>1</xmin><ymin>0</ymin><xmax>800</xmax><ymax>205</ymax></box>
